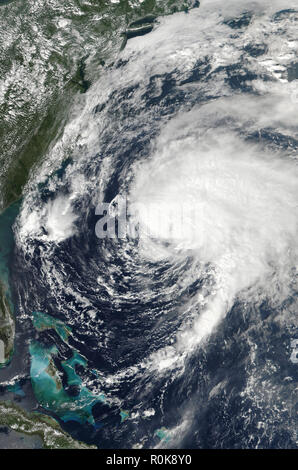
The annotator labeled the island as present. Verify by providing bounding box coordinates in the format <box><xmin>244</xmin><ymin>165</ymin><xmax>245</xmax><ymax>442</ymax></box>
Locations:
<box><xmin>0</xmin><ymin>401</ymin><xmax>96</xmax><ymax>449</ymax></box>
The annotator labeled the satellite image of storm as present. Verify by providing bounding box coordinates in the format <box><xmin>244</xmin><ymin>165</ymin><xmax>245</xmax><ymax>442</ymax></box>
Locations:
<box><xmin>0</xmin><ymin>0</ymin><xmax>297</xmax><ymax>453</ymax></box>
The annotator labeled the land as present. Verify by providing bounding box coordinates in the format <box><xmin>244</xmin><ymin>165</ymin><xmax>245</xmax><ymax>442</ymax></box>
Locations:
<box><xmin>0</xmin><ymin>0</ymin><xmax>196</xmax><ymax>211</ymax></box>
<box><xmin>0</xmin><ymin>281</ymin><xmax>14</xmax><ymax>367</ymax></box>
<box><xmin>0</xmin><ymin>401</ymin><xmax>97</xmax><ymax>449</ymax></box>
<box><xmin>0</xmin><ymin>0</ymin><xmax>198</xmax><ymax>449</ymax></box>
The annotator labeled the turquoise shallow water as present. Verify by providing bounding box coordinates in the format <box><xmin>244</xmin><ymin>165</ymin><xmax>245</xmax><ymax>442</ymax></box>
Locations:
<box><xmin>30</xmin><ymin>311</ymin><xmax>106</xmax><ymax>425</ymax></box>
<box><xmin>6</xmin><ymin>381</ymin><xmax>25</xmax><ymax>397</ymax></box>
<box><xmin>33</xmin><ymin>310</ymin><xmax>72</xmax><ymax>343</ymax></box>
<box><xmin>1</xmin><ymin>2</ymin><xmax>297</xmax><ymax>450</ymax></box>
<box><xmin>29</xmin><ymin>341</ymin><xmax>106</xmax><ymax>425</ymax></box>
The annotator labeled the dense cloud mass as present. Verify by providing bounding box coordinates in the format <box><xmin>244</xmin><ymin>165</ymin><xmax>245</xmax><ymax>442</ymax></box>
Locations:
<box><xmin>8</xmin><ymin>0</ymin><xmax>298</xmax><ymax>448</ymax></box>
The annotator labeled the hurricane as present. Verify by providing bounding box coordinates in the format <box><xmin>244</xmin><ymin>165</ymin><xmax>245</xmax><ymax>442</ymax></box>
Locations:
<box><xmin>1</xmin><ymin>0</ymin><xmax>297</xmax><ymax>449</ymax></box>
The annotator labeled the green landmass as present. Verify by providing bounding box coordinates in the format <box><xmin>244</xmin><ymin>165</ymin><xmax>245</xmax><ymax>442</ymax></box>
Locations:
<box><xmin>0</xmin><ymin>401</ymin><xmax>97</xmax><ymax>449</ymax></box>
<box><xmin>0</xmin><ymin>0</ymin><xmax>199</xmax><ymax>447</ymax></box>
<box><xmin>0</xmin><ymin>0</ymin><xmax>197</xmax><ymax>210</ymax></box>
<box><xmin>0</xmin><ymin>202</ymin><xmax>20</xmax><ymax>367</ymax></box>
<box><xmin>0</xmin><ymin>280</ymin><xmax>15</xmax><ymax>366</ymax></box>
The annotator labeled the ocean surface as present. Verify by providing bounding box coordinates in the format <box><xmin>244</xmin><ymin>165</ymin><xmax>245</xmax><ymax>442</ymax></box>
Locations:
<box><xmin>0</xmin><ymin>0</ymin><xmax>297</xmax><ymax>449</ymax></box>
